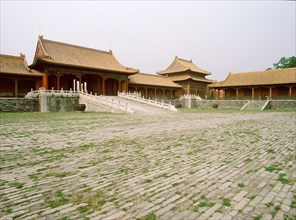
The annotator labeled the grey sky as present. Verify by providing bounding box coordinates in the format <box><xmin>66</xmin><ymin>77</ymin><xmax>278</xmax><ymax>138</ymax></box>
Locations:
<box><xmin>1</xmin><ymin>1</ymin><xmax>295</xmax><ymax>81</ymax></box>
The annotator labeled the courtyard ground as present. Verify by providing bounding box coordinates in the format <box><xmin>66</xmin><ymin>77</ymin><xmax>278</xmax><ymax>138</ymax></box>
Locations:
<box><xmin>0</xmin><ymin>110</ymin><xmax>295</xmax><ymax>220</ymax></box>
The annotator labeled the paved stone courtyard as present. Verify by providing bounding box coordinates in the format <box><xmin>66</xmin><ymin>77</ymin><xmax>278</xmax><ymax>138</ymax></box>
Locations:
<box><xmin>0</xmin><ymin>110</ymin><xmax>295</xmax><ymax>220</ymax></box>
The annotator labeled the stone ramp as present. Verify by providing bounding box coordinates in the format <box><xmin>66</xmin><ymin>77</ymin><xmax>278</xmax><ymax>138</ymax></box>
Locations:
<box><xmin>110</xmin><ymin>96</ymin><xmax>176</xmax><ymax>115</ymax></box>
<box><xmin>79</xmin><ymin>92</ymin><xmax>133</xmax><ymax>114</ymax></box>
<box><xmin>79</xmin><ymin>92</ymin><xmax>174</xmax><ymax>115</ymax></box>
<box><xmin>241</xmin><ymin>100</ymin><xmax>268</xmax><ymax>111</ymax></box>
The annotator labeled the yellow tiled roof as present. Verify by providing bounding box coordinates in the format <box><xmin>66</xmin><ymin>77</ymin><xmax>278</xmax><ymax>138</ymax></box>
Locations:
<box><xmin>157</xmin><ymin>56</ymin><xmax>211</xmax><ymax>75</ymax></box>
<box><xmin>0</xmin><ymin>54</ymin><xmax>42</xmax><ymax>77</ymax></box>
<box><xmin>128</xmin><ymin>73</ymin><xmax>182</xmax><ymax>88</ymax></box>
<box><xmin>168</xmin><ymin>75</ymin><xmax>214</xmax><ymax>83</ymax></box>
<box><xmin>31</xmin><ymin>36</ymin><xmax>139</xmax><ymax>74</ymax></box>
<box><xmin>209</xmin><ymin>68</ymin><xmax>296</xmax><ymax>88</ymax></box>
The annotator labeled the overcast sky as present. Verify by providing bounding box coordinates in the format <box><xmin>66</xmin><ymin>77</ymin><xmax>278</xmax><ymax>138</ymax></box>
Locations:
<box><xmin>1</xmin><ymin>1</ymin><xmax>295</xmax><ymax>81</ymax></box>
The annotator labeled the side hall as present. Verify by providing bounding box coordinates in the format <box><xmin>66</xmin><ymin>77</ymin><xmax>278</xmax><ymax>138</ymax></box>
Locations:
<box><xmin>1</xmin><ymin>36</ymin><xmax>295</xmax><ymax>100</ymax></box>
<box><xmin>0</xmin><ymin>54</ymin><xmax>42</xmax><ymax>97</ymax></box>
<box><xmin>209</xmin><ymin>68</ymin><xmax>296</xmax><ymax>100</ymax></box>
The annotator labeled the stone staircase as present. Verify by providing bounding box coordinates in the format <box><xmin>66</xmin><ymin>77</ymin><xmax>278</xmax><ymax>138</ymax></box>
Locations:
<box><xmin>79</xmin><ymin>92</ymin><xmax>134</xmax><ymax>114</ymax></box>
<box><xmin>118</xmin><ymin>91</ymin><xmax>178</xmax><ymax>112</ymax></box>
<box><xmin>110</xmin><ymin>96</ymin><xmax>174</xmax><ymax>115</ymax></box>
<box><xmin>79</xmin><ymin>92</ymin><xmax>176</xmax><ymax>115</ymax></box>
<box><xmin>241</xmin><ymin>100</ymin><xmax>269</xmax><ymax>111</ymax></box>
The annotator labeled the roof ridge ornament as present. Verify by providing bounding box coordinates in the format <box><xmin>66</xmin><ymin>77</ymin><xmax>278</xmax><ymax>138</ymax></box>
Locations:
<box><xmin>20</xmin><ymin>53</ymin><xmax>31</xmax><ymax>72</ymax></box>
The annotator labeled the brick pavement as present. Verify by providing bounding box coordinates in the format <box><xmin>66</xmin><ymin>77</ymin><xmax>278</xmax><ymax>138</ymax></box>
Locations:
<box><xmin>0</xmin><ymin>111</ymin><xmax>295</xmax><ymax>219</ymax></box>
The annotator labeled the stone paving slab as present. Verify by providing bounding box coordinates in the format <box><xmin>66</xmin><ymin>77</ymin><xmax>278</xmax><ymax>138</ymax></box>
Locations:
<box><xmin>0</xmin><ymin>111</ymin><xmax>295</xmax><ymax>219</ymax></box>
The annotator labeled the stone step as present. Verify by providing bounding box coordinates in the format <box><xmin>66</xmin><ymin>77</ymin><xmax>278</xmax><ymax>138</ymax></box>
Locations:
<box><xmin>242</xmin><ymin>101</ymin><xmax>267</xmax><ymax>110</ymax></box>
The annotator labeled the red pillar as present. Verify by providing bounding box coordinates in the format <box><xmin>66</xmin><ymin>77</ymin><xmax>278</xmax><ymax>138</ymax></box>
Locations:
<box><xmin>42</xmin><ymin>73</ymin><xmax>48</xmax><ymax>90</ymax></box>
<box><xmin>98</xmin><ymin>77</ymin><xmax>101</xmax><ymax>95</ymax></box>
<box><xmin>119</xmin><ymin>80</ymin><xmax>122</xmax><ymax>93</ymax></box>
<box><xmin>102</xmin><ymin>78</ymin><xmax>106</xmax><ymax>95</ymax></box>
<box><xmin>126</xmin><ymin>80</ymin><xmax>129</xmax><ymax>93</ymax></box>
<box><xmin>14</xmin><ymin>79</ymin><xmax>18</xmax><ymax>97</ymax></box>
<box><xmin>57</xmin><ymin>74</ymin><xmax>61</xmax><ymax>90</ymax></box>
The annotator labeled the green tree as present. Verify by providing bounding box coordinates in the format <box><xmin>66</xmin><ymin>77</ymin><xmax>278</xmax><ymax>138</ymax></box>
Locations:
<box><xmin>268</xmin><ymin>56</ymin><xmax>296</xmax><ymax>70</ymax></box>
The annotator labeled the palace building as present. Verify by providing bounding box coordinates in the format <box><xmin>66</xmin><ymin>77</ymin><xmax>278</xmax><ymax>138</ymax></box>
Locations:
<box><xmin>157</xmin><ymin>56</ymin><xmax>214</xmax><ymax>97</ymax></box>
<box><xmin>29</xmin><ymin>36</ymin><xmax>139</xmax><ymax>96</ymax></box>
<box><xmin>209</xmin><ymin>68</ymin><xmax>296</xmax><ymax>100</ymax></box>
<box><xmin>1</xmin><ymin>36</ymin><xmax>295</xmax><ymax>101</ymax></box>
<box><xmin>0</xmin><ymin>36</ymin><xmax>208</xmax><ymax>99</ymax></box>
<box><xmin>0</xmin><ymin>54</ymin><xmax>42</xmax><ymax>97</ymax></box>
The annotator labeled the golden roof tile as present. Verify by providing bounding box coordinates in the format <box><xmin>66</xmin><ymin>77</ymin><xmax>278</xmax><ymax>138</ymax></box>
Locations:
<box><xmin>168</xmin><ymin>74</ymin><xmax>214</xmax><ymax>83</ymax></box>
<box><xmin>31</xmin><ymin>36</ymin><xmax>139</xmax><ymax>74</ymax></box>
<box><xmin>0</xmin><ymin>54</ymin><xmax>42</xmax><ymax>77</ymax></box>
<box><xmin>209</xmin><ymin>68</ymin><xmax>296</xmax><ymax>88</ymax></box>
<box><xmin>157</xmin><ymin>56</ymin><xmax>211</xmax><ymax>75</ymax></box>
<box><xmin>128</xmin><ymin>73</ymin><xmax>182</xmax><ymax>88</ymax></box>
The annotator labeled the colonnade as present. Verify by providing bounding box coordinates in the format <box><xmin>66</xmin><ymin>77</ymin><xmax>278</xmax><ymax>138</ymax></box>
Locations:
<box><xmin>213</xmin><ymin>86</ymin><xmax>295</xmax><ymax>100</ymax></box>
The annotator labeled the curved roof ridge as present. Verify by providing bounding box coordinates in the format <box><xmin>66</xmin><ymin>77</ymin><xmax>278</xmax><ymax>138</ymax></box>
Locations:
<box><xmin>31</xmin><ymin>36</ymin><xmax>139</xmax><ymax>74</ymax></box>
<box><xmin>38</xmin><ymin>36</ymin><xmax>51</xmax><ymax>58</ymax></box>
<box><xmin>40</xmin><ymin>36</ymin><xmax>112</xmax><ymax>55</ymax></box>
<box><xmin>230</xmin><ymin>67</ymin><xmax>296</xmax><ymax>75</ymax></box>
<box><xmin>111</xmin><ymin>52</ymin><xmax>139</xmax><ymax>72</ymax></box>
<box><xmin>137</xmin><ymin>73</ymin><xmax>172</xmax><ymax>78</ymax></box>
<box><xmin>175</xmin><ymin>57</ymin><xmax>190</xmax><ymax>70</ymax></box>
<box><xmin>224</xmin><ymin>72</ymin><xmax>232</xmax><ymax>80</ymax></box>
<box><xmin>20</xmin><ymin>53</ymin><xmax>31</xmax><ymax>72</ymax></box>
<box><xmin>0</xmin><ymin>53</ymin><xmax>42</xmax><ymax>76</ymax></box>
<box><xmin>158</xmin><ymin>56</ymin><xmax>211</xmax><ymax>75</ymax></box>
<box><xmin>165</xmin><ymin>56</ymin><xmax>184</xmax><ymax>71</ymax></box>
<box><xmin>177</xmin><ymin>57</ymin><xmax>210</xmax><ymax>74</ymax></box>
<box><xmin>0</xmin><ymin>53</ymin><xmax>23</xmax><ymax>60</ymax></box>
<box><xmin>176</xmin><ymin>56</ymin><xmax>192</xmax><ymax>63</ymax></box>
<box><xmin>157</xmin><ymin>56</ymin><xmax>188</xmax><ymax>74</ymax></box>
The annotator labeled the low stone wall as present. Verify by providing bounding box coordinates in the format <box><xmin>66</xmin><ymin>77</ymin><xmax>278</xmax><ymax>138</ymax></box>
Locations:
<box><xmin>166</xmin><ymin>99</ymin><xmax>247</xmax><ymax>109</ymax></box>
<box><xmin>45</xmin><ymin>96</ymin><xmax>79</xmax><ymax>112</ymax></box>
<box><xmin>194</xmin><ymin>100</ymin><xmax>248</xmax><ymax>109</ymax></box>
<box><xmin>168</xmin><ymin>99</ymin><xmax>296</xmax><ymax>110</ymax></box>
<box><xmin>0</xmin><ymin>96</ymin><xmax>79</xmax><ymax>112</ymax></box>
<box><xmin>269</xmin><ymin>100</ymin><xmax>296</xmax><ymax>110</ymax></box>
<box><xmin>0</xmin><ymin>98</ymin><xmax>39</xmax><ymax>112</ymax></box>
<box><xmin>165</xmin><ymin>100</ymin><xmax>183</xmax><ymax>108</ymax></box>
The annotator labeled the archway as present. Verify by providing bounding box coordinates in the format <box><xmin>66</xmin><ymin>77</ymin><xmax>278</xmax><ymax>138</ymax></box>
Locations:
<box><xmin>164</xmin><ymin>89</ymin><xmax>171</xmax><ymax>100</ymax></box>
<box><xmin>147</xmin><ymin>88</ymin><xmax>155</xmax><ymax>99</ymax></box>
<box><xmin>105</xmin><ymin>78</ymin><xmax>119</xmax><ymax>96</ymax></box>
<box><xmin>121</xmin><ymin>81</ymin><xmax>127</xmax><ymax>92</ymax></box>
<box><xmin>276</xmin><ymin>86</ymin><xmax>289</xmax><ymax>98</ymax></box>
<box><xmin>82</xmin><ymin>74</ymin><xmax>101</xmax><ymax>94</ymax></box>
<box><xmin>18</xmin><ymin>79</ymin><xmax>36</xmax><ymax>97</ymax></box>
<box><xmin>48</xmin><ymin>75</ymin><xmax>57</xmax><ymax>90</ymax></box>
<box><xmin>292</xmin><ymin>86</ymin><xmax>296</xmax><ymax>97</ymax></box>
<box><xmin>60</xmin><ymin>74</ymin><xmax>78</xmax><ymax>90</ymax></box>
<box><xmin>172</xmin><ymin>90</ymin><xmax>179</xmax><ymax>99</ymax></box>
<box><xmin>0</xmin><ymin>78</ymin><xmax>14</xmax><ymax>97</ymax></box>
<box><xmin>156</xmin><ymin>89</ymin><xmax>164</xmax><ymax>100</ymax></box>
<box><xmin>137</xmin><ymin>87</ymin><xmax>146</xmax><ymax>98</ymax></box>
<box><xmin>225</xmin><ymin>89</ymin><xmax>236</xmax><ymax>99</ymax></box>
<box><xmin>128</xmin><ymin>86</ymin><xmax>136</xmax><ymax>93</ymax></box>
<box><xmin>257</xmin><ymin>87</ymin><xmax>269</xmax><ymax>100</ymax></box>
<box><xmin>240</xmin><ymin>88</ymin><xmax>252</xmax><ymax>100</ymax></box>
